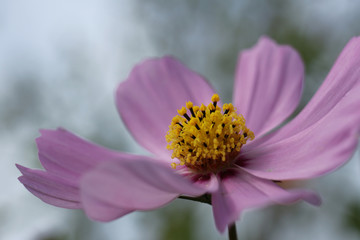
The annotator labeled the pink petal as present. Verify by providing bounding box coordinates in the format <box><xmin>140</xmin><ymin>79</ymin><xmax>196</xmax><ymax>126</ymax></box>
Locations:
<box><xmin>212</xmin><ymin>169</ymin><xmax>320</xmax><ymax>233</ymax></box>
<box><xmin>37</xmin><ymin>128</ymin><xmax>138</xmax><ymax>182</ymax></box>
<box><xmin>17</xmin><ymin>164</ymin><xmax>81</xmax><ymax>209</ymax></box>
<box><xmin>116</xmin><ymin>56</ymin><xmax>216</xmax><ymax>158</ymax></box>
<box><xmin>80</xmin><ymin>158</ymin><xmax>207</xmax><ymax>214</ymax></box>
<box><xmin>241</xmin><ymin>37</ymin><xmax>360</xmax><ymax>180</ymax></box>
<box><xmin>81</xmin><ymin>194</ymin><xmax>133</xmax><ymax>222</ymax></box>
<box><xmin>191</xmin><ymin>173</ymin><xmax>219</xmax><ymax>193</ymax></box>
<box><xmin>271</xmin><ymin>36</ymin><xmax>360</xmax><ymax>139</ymax></box>
<box><xmin>241</xmin><ymin>92</ymin><xmax>360</xmax><ymax>180</ymax></box>
<box><xmin>233</xmin><ymin>36</ymin><xmax>304</xmax><ymax>137</ymax></box>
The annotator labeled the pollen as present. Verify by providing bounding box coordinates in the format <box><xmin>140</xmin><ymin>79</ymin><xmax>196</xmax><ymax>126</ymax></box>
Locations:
<box><xmin>166</xmin><ymin>94</ymin><xmax>254</xmax><ymax>173</ymax></box>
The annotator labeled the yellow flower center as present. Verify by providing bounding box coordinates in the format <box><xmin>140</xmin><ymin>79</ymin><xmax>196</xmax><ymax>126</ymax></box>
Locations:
<box><xmin>166</xmin><ymin>94</ymin><xmax>254</xmax><ymax>173</ymax></box>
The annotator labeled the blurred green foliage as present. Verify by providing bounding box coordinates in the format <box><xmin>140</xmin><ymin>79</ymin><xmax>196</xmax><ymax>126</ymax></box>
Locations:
<box><xmin>40</xmin><ymin>235</ymin><xmax>68</xmax><ymax>240</ymax></box>
<box><xmin>343</xmin><ymin>201</ymin><xmax>360</xmax><ymax>235</ymax></box>
<box><xmin>153</xmin><ymin>202</ymin><xmax>197</xmax><ymax>240</ymax></box>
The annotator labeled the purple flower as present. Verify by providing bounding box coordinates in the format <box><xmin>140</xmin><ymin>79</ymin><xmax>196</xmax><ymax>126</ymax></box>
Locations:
<box><xmin>17</xmin><ymin>37</ymin><xmax>360</xmax><ymax>233</ymax></box>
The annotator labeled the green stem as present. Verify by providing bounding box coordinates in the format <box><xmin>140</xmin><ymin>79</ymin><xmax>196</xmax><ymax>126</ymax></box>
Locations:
<box><xmin>178</xmin><ymin>194</ymin><xmax>212</xmax><ymax>205</ymax></box>
<box><xmin>228</xmin><ymin>223</ymin><xmax>238</xmax><ymax>240</ymax></box>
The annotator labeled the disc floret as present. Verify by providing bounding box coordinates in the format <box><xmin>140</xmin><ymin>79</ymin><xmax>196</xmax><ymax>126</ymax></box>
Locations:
<box><xmin>166</xmin><ymin>94</ymin><xmax>254</xmax><ymax>173</ymax></box>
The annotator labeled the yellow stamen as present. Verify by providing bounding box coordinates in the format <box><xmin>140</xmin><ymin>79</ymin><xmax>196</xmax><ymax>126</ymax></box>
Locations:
<box><xmin>177</xmin><ymin>107</ymin><xmax>187</xmax><ymax>116</ymax></box>
<box><xmin>166</xmin><ymin>94</ymin><xmax>254</xmax><ymax>173</ymax></box>
<box><xmin>211</xmin><ymin>94</ymin><xmax>220</xmax><ymax>102</ymax></box>
<box><xmin>186</xmin><ymin>101</ymin><xmax>193</xmax><ymax>109</ymax></box>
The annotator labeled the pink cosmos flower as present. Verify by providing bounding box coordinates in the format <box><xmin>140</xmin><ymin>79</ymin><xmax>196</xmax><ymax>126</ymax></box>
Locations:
<box><xmin>17</xmin><ymin>36</ymin><xmax>360</xmax><ymax>233</ymax></box>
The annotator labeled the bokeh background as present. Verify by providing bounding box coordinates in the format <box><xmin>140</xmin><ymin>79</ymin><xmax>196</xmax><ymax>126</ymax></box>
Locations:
<box><xmin>1</xmin><ymin>0</ymin><xmax>360</xmax><ymax>239</ymax></box>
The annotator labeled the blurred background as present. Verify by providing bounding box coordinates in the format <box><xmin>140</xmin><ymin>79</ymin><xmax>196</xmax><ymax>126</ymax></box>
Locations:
<box><xmin>1</xmin><ymin>0</ymin><xmax>360</xmax><ymax>239</ymax></box>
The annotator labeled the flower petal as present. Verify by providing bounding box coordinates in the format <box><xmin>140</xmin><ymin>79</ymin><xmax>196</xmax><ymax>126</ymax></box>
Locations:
<box><xmin>212</xmin><ymin>169</ymin><xmax>320</xmax><ymax>233</ymax></box>
<box><xmin>241</xmin><ymin>37</ymin><xmax>360</xmax><ymax>180</ymax></box>
<box><xmin>116</xmin><ymin>56</ymin><xmax>216</xmax><ymax>158</ymax></box>
<box><xmin>16</xmin><ymin>164</ymin><xmax>81</xmax><ymax>209</ymax></box>
<box><xmin>233</xmin><ymin>36</ymin><xmax>304</xmax><ymax>136</ymax></box>
<box><xmin>37</xmin><ymin>128</ymin><xmax>138</xmax><ymax>182</ymax></box>
<box><xmin>191</xmin><ymin>173</ymin><xmax>219</xmax><ymax>193</ymax></box>
<box><xmin>80</xmin><ymin>158</ymin><xmax>207</xmax><ymax>213</ymax></box>
<box><xmin>271</xmin><ymin>36</ymin><xmax>360</xmax><ymax>139</ymax></box>
<box><xmin>81</xmin><ymin>194</ymin><xmax>133</xmax><ymax>222</ymax></box>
